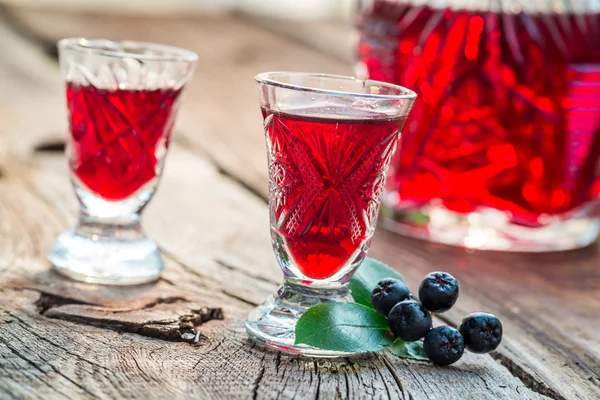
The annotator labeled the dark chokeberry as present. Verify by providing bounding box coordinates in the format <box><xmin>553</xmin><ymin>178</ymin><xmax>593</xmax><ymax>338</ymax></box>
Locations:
<box><xmin>423</xmin><ymin>326</ymin><xmax>465</xmax><ymax>366</ymax></box>
<box><xmin>418</xmin><ymin>271</ymin><xmax>459</xmax><ymax>313</ymax></box>
<box><xmin>459</xmin><ymin>312</ymin><xmax>503</xmax><ymax>353</ymax></box>
<box><xmin>371</xmin><ymin>278</ymin><xmax>412</xmax><ymax>316</ymax></box>
<box><xmin>388</xmin><ymin>300</ymin><xmax>432</xmax><ymax>341</ymax></box>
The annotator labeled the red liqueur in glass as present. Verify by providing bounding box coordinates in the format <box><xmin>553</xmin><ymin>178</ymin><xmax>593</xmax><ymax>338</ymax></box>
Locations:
<box><xmin>67</xmin><ymin>83</ymin><xmax>182</xmax><ymax>201</ymax></box>
<box><xmin>356</xmin><ymin>0</ymin><xmax>600</xmax><ymax>250</ymax></box>
<box><xmin>263</xmin><ymin>108</ymin><xmax>406</xmax><ymax>279</ymax></box>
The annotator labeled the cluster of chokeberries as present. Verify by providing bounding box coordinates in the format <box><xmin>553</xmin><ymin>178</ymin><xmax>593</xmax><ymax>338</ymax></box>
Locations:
<box><xmin>371</xmin><ymin>272</ymin><xmax>502</xmax><ymax>366</ymax></box>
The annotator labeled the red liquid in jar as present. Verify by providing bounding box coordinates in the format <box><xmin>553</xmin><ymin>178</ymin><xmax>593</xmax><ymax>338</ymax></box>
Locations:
<box><xmin>264</xmin><ymin>108</ymin><xmax>406</xmax><ymax>279</ymax></box>
<box><xmin>357</xmin><ymin>2</ymin><xmax>600</xmax><ymax>226</ymax></box>
<box><xmin>66</xmin><ymin>83</ymin><xmax>182</xmax><ymax>201</ymax></box>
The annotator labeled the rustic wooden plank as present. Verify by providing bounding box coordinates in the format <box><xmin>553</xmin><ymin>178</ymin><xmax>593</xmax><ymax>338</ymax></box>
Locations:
<box><xmin>7</xmin><ymin>11</ymin><xmax>596</xmax><ymax>400</ymax></box>
<box><xmin>0</xmin><ymin>156</ymin><xmax>534</xmax><ymax>399</ymax></box>
<box><xmin>18</xmin><ymin>145</ymin><xmax>548</xmax><ymax>398</ymax></box>
<box><xmin>0</xmin><ymin>15</ymin><xmax>552</xmax><ymax>400</ymax></box>
<box><xmin>0</xmin><ymin>149</ymin><xmax>542</xmax><ymax>399</ymax></box>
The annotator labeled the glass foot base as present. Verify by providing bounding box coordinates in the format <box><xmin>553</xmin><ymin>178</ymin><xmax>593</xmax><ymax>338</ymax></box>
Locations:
<box><xmin>380</xmin><ymin>204</ymin><xmax>600</xmax><ymax>252</ymax></box>
<box><xmin>48</xmin><ymin>230</ymin><xmax>164</xmax><ymax>285</ymax></box>
<box><xmin>246</xmin><ymin>281</ymin><xmax>355</xmax><ymax>357</ymax></box>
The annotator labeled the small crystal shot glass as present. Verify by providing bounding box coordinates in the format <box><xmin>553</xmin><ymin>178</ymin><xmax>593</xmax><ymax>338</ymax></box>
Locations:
<box><xmin>48</xmin><ymin>38</ymin><xmax>197</xmax><ymax>285</ymax></box>
<box><xmin>246</xmin><ymin>72</ymin><xmax>416</xmax><ymax>356</ymax></box>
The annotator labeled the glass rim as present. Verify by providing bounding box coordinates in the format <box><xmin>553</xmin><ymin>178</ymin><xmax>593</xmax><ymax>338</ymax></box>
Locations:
<box><xmin>57</xmin><ymin>38</ymin><xmax>198</xmax><ymax>63</ymax></box>
<box><xmin>255</xmin><ymin>72</ymin><xmax>417</xmax><ymax>101</ymax></box>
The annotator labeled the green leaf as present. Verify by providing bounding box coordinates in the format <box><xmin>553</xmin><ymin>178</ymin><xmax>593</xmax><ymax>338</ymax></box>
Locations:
<box><xmin>349</xmin><ymin>258</ymin><xmax>405</xmax><ymax>307</ymax></box>
<box><xmin>294</xmin><ymin>303</ymin><xmax>394</xmax><ymax>353</ymax></box>
<box><xmin>389</xmin><ymin>339</ymin><xmax>428</xmax><ymax>361</ymax></box>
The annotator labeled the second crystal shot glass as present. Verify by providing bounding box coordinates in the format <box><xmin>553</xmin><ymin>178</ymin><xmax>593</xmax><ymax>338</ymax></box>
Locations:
<box><xmin>48</xmin><ymin>39</ymin><xmax>197</xmax><ymax>285</ymax></box>
<box><xmin>246</xmin><ymin>72</ymin><xmax>416</xmax><ymax>356</ymax></box>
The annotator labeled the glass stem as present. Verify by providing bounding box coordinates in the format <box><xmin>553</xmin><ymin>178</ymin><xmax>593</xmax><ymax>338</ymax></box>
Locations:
<box><xmin>283</xmin><ymin>279</ymin><xmax>350</xmax><ymax>299</ymax></box>
<box><xmin>76</xmin><ymin>213</ymin><xmax>145</xmax><ymax>242</ymax></box>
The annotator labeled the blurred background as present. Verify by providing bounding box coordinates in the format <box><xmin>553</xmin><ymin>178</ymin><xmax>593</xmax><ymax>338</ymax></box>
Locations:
<box><xmin>0</xmin><ymin>0</ymin><xmax>355</xmax><ymax>60</ymax></box>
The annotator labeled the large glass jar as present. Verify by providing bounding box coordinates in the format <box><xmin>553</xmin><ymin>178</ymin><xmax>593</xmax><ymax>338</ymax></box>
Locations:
<box><xmin>355</xmin><ymin>0</ymin><xmax>600</xmax><ymax>251</ymax></box>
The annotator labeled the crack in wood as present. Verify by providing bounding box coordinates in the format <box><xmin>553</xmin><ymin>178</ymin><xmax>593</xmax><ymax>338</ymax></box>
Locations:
<box><xmin>275</xmin><ymin>352</ymin><xmax>281</xmax><ymax>375</ymax></box>
<box><xmin>342</xmin><ymin>366</ymin><xmax>350</xmax><ymax>399</ymax></box>
<box><xmin>251</xmin><ymin>364</ymin><xmax>266</xmax><ymax>400</ymax></box>
<box><xmin>34</xmin><ymin>141</ymin><xmax>65</xmax><ymax>153</ymax></box>
<box><xmin>46</xmin><ymin>306</ymin><xmax>223</xmax><ymax>343</ymax></box>
<box><xmin>491</xmin><ymin>351</ymin><xmax>565</xmax><ymax>400</ymax></box>
<box><xmin>434</xmin><ymin>310</ymin><xmax>563</xmax><ymax>400</ymax></box>
<box><xmin>220</xmin><ymin>289</ymin><xmax>259</xmax><ymax>307</ymax></box>
<box><xmin>381</xmin><ymin>355</ymin><xmax>409</xmax><ymax>400</ymax></box>
<box><xmin>34</xmin><ymin>292</ymin><xmax>96</xmax><ymax>313</ymax></box>
<box><xmin>159</xmin><ymin>276</ymin><xmax>176</xmax><ymax>286</ymax></box>
<box><xmin>376</xmin><ymin>364</ymin><xmax>393</xmax><ymax>399</ymax></box>
<box><xmin>479</xmin><ymin>375</ymin><xmax>491</xmax><ymax>391</ymax></box>
<box><xmin>215</xmin><ymin>259</ymin><xmax>277</xmax><ymax>285</ymax></box>
<box><xmin>247</xmin><ymin>341</ymin><xmax>267</xmax><ymax>400</ymax></box>
<box><xmin>136</xmin><ymin>296</ymin><xmax>188</xmax><ymax>310</ymax></box>
<box><xmin>313</xmin><ymin>360</ymin><xmax>321</xmax><ymax>400</ymax></box>
<box><xmin>34</xmin><ymin>293</ymin><xmax>224</xmax><ymax>344</ymax></box>
<box><xmin>173</xmin><ymin>134</ymin><xmax>268</xmax><ymax>204</ymax></box>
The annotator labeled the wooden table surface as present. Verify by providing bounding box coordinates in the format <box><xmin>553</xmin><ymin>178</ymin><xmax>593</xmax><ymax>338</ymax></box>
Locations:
<box><xmin>0</xmin><ymin>11</ymin><xmax>598</xmax><ymax>400</ymax></box>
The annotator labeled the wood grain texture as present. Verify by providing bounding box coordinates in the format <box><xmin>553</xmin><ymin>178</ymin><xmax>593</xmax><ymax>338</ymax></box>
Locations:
<box><xmin>0</xmin><ymin>13</ymin><xmax>586</xmax><ymax>399</ymax></box>
<box><xmin>0</xmin><ymin>134</ymin><xmax>541</xmax><ymax>400</ymax></box>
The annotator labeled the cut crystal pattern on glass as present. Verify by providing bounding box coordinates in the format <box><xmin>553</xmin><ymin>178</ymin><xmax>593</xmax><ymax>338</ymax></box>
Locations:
<box><xmin>267</xmin><ymin>116</ymin><xmax>400</xmax><ymax>242</ymax></box>
<box><xmin>66</xmin><ymin>83</ymin><xmax>182</xmax><ymax>201</ymax></box>
<box><xmin>265</xmin><ymin>112</ymin><xmax>403</xmax><ymax>282</ymax></box>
